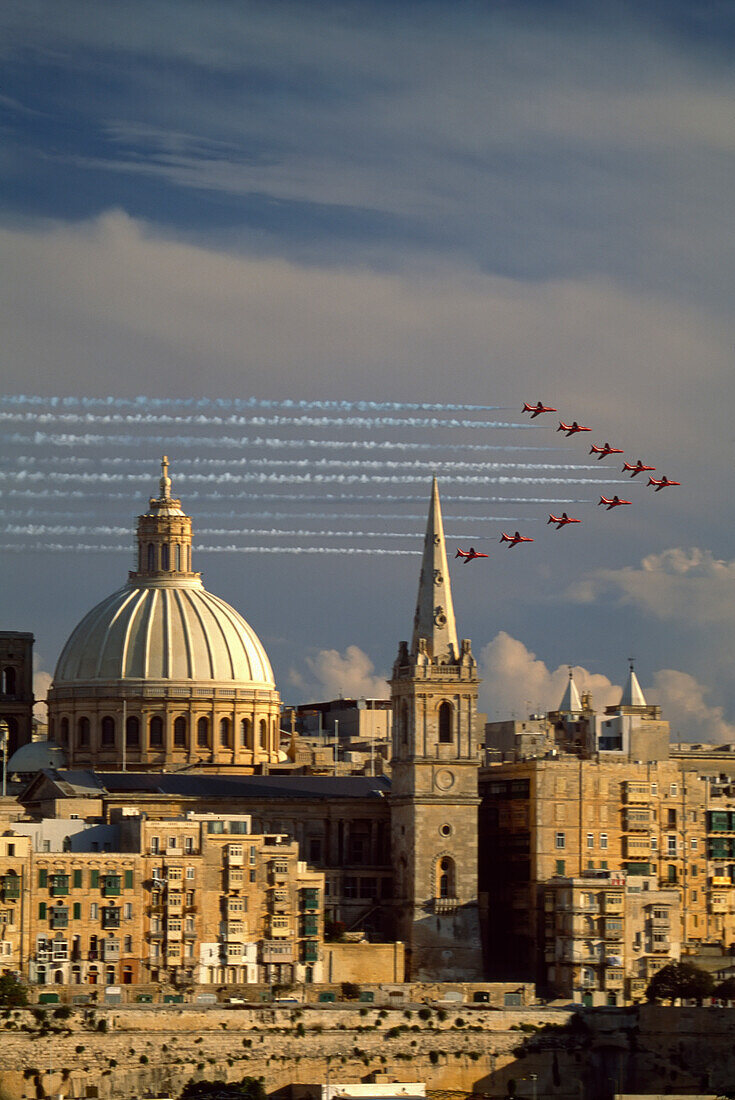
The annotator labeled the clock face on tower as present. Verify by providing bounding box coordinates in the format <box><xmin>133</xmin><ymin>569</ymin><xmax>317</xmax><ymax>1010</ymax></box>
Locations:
<box><xmin>434</xmin><ymin>768</ymin><xmax>455</xmax><ymax>792</ymax></box>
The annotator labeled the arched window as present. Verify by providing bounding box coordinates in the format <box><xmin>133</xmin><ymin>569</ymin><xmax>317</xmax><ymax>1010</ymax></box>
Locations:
<box><xmin>219</xmin><ymin>718</ymin><xmax>230</xmax><ymax>747</ymax></box>
<box><xmin>54</xmin><ymin>970</ymin><xmax>64</xmax><ymax>985</ymax></box>
<box><xmin>125</xmin><ymin>716</ymin><xmax>139</xmax><ymax>746</ymax></box>
<box><xmin>149</xmin><ymin>716</ymin><xmax>164</xmax><ymax>748</ymax></box>
<box><xmin>438</xmin><ymin>701</ymin><xmax>453</xmax><ymax>744</ymax></box>
<box><xmin>240</xmin><ymin>718</ymin><xmax>251</xmax><ymax>748</ymax></box>
<box><xmin>173</xmin><ymin>717</ymin><xmax>187</xmax><ymax>747</ymax></box>
<box><xmin>105</xmin><ymin>965</ymin><xmax>116</xmax><ymax>985</ymax></box>
<box><xmin>71</xmin><ymin>964</ymin><xmax>81</xmax><ymax>984</ymax></box>
<box><xmin>101</xmin><ymin>716</ymin><xmax>115</xmax><ymax>746</ymax></box>
<box><xmin>197</xmin><ymin>717</ymin><xmax>209</xmax><ymax>748</ymax></box>
<box><xmin>161</xmin><ymin>543</ymin><xmax>169</xmax><ymax>570</ymax></box>
<box><xmin>147</xmin><ymin>543</ymin><xmax>155</xmax><ymax>571</ymax></box>
<box><xmin>175</xmin><ymin>544</ymin><xmax>181</xmax><ymax>571</ymax></box>
<box><xmin>259</xmin><ymin>718</ymin><xmax>267</xmax><ymax>749</ymax></box>
<box><xmin>437</xmin><ymin>856</ymin><xmax>455</xmax><ymax>898</ymax></box>
<box><xmin>138</xmin><ymin>542</ymin><xmax>145</xmax><ymax>571</ymax></box>
<box><xmin>2</xmin><ymin>667</ymin><xmax>16</xmax><ymax>695</ymax></box>
<box><xmin>78</xmin><ymin>716</ymin><xmax>90</xmax><ymax>747</ymax></box>
<box><xmin>36</xmin><ymin>964</ymin><xmax>47</xmax><ymax>985</ymax></box>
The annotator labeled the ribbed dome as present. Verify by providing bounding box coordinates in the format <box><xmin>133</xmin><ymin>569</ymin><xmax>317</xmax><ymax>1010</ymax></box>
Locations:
<box><xmin>53</xmin><ymin>577</ymin><xmax>275</xmax><ymax>687</ymax></box>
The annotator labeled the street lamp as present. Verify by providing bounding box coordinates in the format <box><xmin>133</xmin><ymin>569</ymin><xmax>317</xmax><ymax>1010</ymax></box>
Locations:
<box><xmin>0</xmin><ymin>719</ymin><xmax>9</xmax><ymax>797</ymax></box>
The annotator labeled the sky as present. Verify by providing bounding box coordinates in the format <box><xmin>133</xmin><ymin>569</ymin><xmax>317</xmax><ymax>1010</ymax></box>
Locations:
<box><xmin>1</xmin><ymin>1</ymin><xmax>734</xmax><ymax>740</ymax></box>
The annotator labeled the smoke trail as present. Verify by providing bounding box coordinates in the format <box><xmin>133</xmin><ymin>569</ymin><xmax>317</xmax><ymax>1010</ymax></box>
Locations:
<box><xmin>1</xmin><ymin>433</ymin><xmax>564</xmax><ymax>453</ymax></box>
<box><xmin>0</xmin><ymin>393</ymin><xmax>513</xmax><ymax>414</ymax></box>
<box><xmin>0</xmin><ymin>487</ymin><xmax>599</xmax><ymax>504</ymax></box>
<box><xmin>10</xmin><ymin>454</ymin><xmax>609</xmax><ymax>474</ymax></box>
<box><xmin>0</xmin><ymin>542</ymin><xmax>421</xmax><ymax>555</ymax></box>
<box><xmin>0</xmin><ymin>470</ymin><xmax>626</xmax><ymax>486</ymax></box>
<box><xmin>0</xmin><ymin>410</ymin><xmax>535</xmax><ymax>431</ymax></box>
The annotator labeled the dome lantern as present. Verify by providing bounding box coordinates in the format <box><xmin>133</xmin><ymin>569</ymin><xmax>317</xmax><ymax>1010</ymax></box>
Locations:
<box><xmin>129</xmin><ymin>455</ymin><xmax>198</xmax><ymax>580</ymax></box>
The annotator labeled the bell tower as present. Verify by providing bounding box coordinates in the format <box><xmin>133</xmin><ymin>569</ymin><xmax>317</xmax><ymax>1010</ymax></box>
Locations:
<box><xmin>389</xmin><ymin>478</ymin><xmax>484</xmax><ymax>980</ymax></box>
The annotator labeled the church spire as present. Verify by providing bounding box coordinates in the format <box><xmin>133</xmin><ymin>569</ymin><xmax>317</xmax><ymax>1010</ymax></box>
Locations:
<box><xmin>620</xmin><ymin>658</ymin><xmax>647</xmax><ymax>708</ymax></box>
<box><xmin>558</xmin><ymin>667</ymin><xmax>582</xmax><ymax>714</ymax></box>
<box><xmin>410</xmin><ymin>477</ymin><xmax>458</xmax><ymax>661</ymax></box>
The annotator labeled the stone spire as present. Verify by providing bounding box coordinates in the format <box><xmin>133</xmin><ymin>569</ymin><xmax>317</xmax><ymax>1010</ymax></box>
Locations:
<box><xmin>620</xmin><ymin>659</ymin><xmax>647</xmax><ymax>708</ymax></box>
<box><xmin>410</xmin><ymin>478</ymin><xmax>458</xmax><ymax>661</ymax></box>
<box><xmin>129</xmin><ymin>456</ymin><xmax>199</xmax><ymax>580</ymax></box>
<box><xmin>558</xmin><ymin>667</ymin><xmax>582</xmax><ymax>713</ymax></box>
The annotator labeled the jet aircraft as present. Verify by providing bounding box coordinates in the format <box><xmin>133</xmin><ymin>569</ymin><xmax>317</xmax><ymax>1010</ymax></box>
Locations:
<box><xmin>548</xmin><ymin>513</ymin><xmax>581</xmax><ymax>529</ymax></box>
<box><xmin>522</xmin><ymin>401</ymin><xmax>557</xmax><ymax>418</ymax></box>
<box><xmin>455</xmin><ymin>547</ymin><xmax>489</xmax><ymax>563</ymax></box>
<box><xmin>598</xmin><ymin>495</ymin><xmax>631</xmax><ymax>510</ymax></box>
<box><xmin>590</xmin><ymin>443</ymin><xmax>624</xmax><ymax>459</ymax></box>
<box><xmin>648</xmin><ymin>476</ymin><xmax>681</xmax><ymax>491</ymax></box>
<box><xmin>557</xmin><ymin>421</ymin><xmax>592</xmax><ymax>436</ymax></box>
<box><xmin>623</xmin><ymin>460</ymin><xmax>656</xmax><ymax>477</ymax></box>
<box><xmin>500</xmin><ymin>531</ymin><xmax>534</xmax><ymax>547</ymax></box>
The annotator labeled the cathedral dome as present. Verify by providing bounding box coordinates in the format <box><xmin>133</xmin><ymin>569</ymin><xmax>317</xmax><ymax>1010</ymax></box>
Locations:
<box><xmin>47</xmin><ymin>458</ymin><xmax>281</xmax><ymax>774</ymax></box>
<box><xmin>53</xmin><ymin>579</ymin><xmax>274</xmax><ymax>688</ymax></box>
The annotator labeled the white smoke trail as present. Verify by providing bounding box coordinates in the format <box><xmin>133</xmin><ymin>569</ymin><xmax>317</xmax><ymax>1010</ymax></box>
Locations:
<box><xmin>0</xmin><ymin>410</ymin><xmax>535</xmax><ymax>431</ymax></box>
<box><xmin>0</xmin><ymin>487</ymin><xmax>599</xmax><ymax>504</ymax></box>
<box><xmin>0</xmin><ymin>542</ymin><xmax>421</xmax><ymax>555</ymax></box>
<box><xmin>1</xmin><ymin>431</ymin><xmax>562</xmax><ymax>453</ymax></box>
<box><xmin>10</xmin><ymin>454</ymin><xmax>607</xmax><ymax>474</ymax></box>
<box><xmin>0</xmin><ymin>470</ymin><xmax>625</xmax><ymax>486</ymax></box>
<box><xmin>0</xmin><ymin>393</ymin><xmax>513</xmax><ymax>414</ymax></box>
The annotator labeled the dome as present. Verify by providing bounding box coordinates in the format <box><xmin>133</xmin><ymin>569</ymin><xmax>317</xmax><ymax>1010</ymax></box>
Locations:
<box><xmin>53</xmin><ymin>578</ymin><xmax>275</xmax><ymax>687</ymax></box>
<box><xmin>8</xmin><ymin>740</ymin><xmax>67</xmax><ymax>774</ymax></box>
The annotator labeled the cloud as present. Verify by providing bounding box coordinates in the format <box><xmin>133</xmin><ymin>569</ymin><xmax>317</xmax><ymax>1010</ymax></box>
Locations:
<box><xmin>651</xmin><ymin>669</ymin><xmax>735</xmax><ymax>745</ymax></box>
<box><xmin>288</xmin><ymin>645</ymin><xmax>389</xmax><ymax>702</ymax></box>
<box><xmin>477</xmin><ymin>631</ymin><xmax>621</xmax><ymax>719</ymax></box>
<box><xmin>478</xmin><ymin>630</ymin><xmax>735</xmax><ymax>743</ymax></box>
<box><xmin>567</xmin><ymin>547</ymin><xmax>735</xmax><ymax>626</ymax></box>
<box><xmin>32</xmin><ymin>662</ymin><xmax>52</xmax><ymax>721</ymax></box>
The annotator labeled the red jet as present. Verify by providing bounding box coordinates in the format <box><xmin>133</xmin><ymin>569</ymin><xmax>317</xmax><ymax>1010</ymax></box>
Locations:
<box><xmin>623</xmin><ymin>460</ymin><xmax>656</xmax><ymax>477</ymax></box>
<box><xmin>548</xmin><ymin>512</ymin><xmax>581</xmax><ymax>529</ymax></box>
<box><xmin>599</xmin><ymin>495</ymin><xmax>631</xmax><ymax>510</ymax></box>
<box><xmin>648</xmin><ymin>475</ymin><xmax>681</xmax><ymax>492</ymax></box>
<box><xmin>557</xmin><ymin>421</ymin><xmax>592</xmax><ymax>436</ymax></box>
<box><xmin>590</xmin><ymin>442</ymin><xmax>624</xmax><ymax>459</ymax></box>
<box><xmin>522</xmin><ymin>401</ymin><xmax>557</xmax><ymax>418</ymax></box>
<box><xmin>455</xmin><ymin>547</ymin><xmax>489</xmax><ymax>563</ymax></box>
<box><xmin>500</xmin><ymin>530</ymin><xmax>534</xmax><ymax>547</ymax></box>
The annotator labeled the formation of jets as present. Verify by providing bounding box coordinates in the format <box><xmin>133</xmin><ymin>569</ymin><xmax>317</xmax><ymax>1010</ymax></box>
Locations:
<box><xmin>452</xmin><ymin>400</ymin><xmax>681</xmax><ymax>564</ymax></box>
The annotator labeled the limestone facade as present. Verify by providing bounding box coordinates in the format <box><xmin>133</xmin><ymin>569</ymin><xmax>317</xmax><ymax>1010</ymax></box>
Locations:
<box><xmin>0</xmin><ymin>631</ymin><xmax>34</xmax><ymax>757</ymax></box>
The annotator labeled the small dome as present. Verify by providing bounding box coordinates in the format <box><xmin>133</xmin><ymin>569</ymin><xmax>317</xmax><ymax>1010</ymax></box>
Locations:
<box><xmin>8</xmin><ymin>740</ymin><xmax>67</xmax><ymax>774</ymax></box>
<box><xmin>53</xmin><ymin>578</ymin><xmax>275</xmax><ymax>687</ymax></box>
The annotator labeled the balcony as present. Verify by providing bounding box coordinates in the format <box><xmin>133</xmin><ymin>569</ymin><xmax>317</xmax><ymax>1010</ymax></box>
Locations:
<box><xmin>301</xmin><ymin>890</ymin><xmax>320</xmax><ymax>911</ymax></box>
<box><xmin>1</xmin><ymin>877</ymin><xmax>20</xmax><ymax>900</ymax></box>
<box><xmin>604</xmin><ymin>970</ymin><xmax>625</xmax><ymax>989</ymax></box>
<box><xmin>434</xmin><ymin>897</ymin><xmax>459</xmax><ymax>915</ymax></box>
<box><xmin>650</xmin><ymin>941</ymin><xmax>670</xmax><ymax>954</ymax></box>
<box><xmin>261</xmin><ymin>941</ymin><xmax>294</xmax><ymax>963</ymax></box>
<box><xmin>623</xmin><ymin>782</ymin><xmax>650</xmax><ymax>804</ymax></box>
<box><xmin>225</xmin><ymin>848</ymin><xmax>244</xmax><ymax>867</ymax></box>
<box><xmin>649</xmin><ymin>917</ymin><xmax>670</xmax><ymax>930</ymax></box>
<box><xmin>302</xmin><ymin>940</ymin><xmax>319</xmax><ymax>962</ymax></box>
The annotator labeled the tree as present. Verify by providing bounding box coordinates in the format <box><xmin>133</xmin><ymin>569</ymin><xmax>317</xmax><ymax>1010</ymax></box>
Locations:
<box><xmin>645</xmin><ymin>961</ymin><xmax>714</xmax><ymax>1005</ymax></box>
<box><xmin>0</xmin><ymin>974</ymin><xmax>28</xmax><ymax>1007</ymax></box>
<box><xmin>713</xmin><ymin>976</ymin><xmax>735</xmax><ymax>1002</ymax></box>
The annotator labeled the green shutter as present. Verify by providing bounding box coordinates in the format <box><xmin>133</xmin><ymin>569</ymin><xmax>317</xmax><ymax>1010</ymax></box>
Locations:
<box><xmin>73</xmin><ymin>869</ymin><xmax>82</xmax><ymax>888</ymax></box>
<box><xmin>73</xmin><ymin>903</ymin><xmax>81</xmax><ymax>919</ymax></box>
<box><xmin>90</xmin><ymin>869</ymin><xmax>99</xmax><ymax>888</ymax></box>
<box><xmin>124</xmin><ymin>870</ymin><xmax>134</xmax><ymax>889</ymax></box>
<box><xmin>38</xmin><ymin>902</ymin><xmax>46</xmax><ymax>919</ymax></box>
<box><xmin>38</xmin><ymin>869</ymin><xmax>47</xmax><ymax>888</ymax></box>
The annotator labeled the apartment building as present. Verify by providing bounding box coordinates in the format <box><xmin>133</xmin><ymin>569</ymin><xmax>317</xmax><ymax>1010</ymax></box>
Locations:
<box><xmin>0</xmin><ymin>834</ymin><xmax>31</xmax><ymax>977</ymax></box>
<box><xmin>543</xmin><ymin>869</ymin><xmax>680</xmax><ymax>1005</ymax></box>
<box><xmin>480</xmin><ymin>757</ymin><xmax>711</xmax><ymax>985</ymax></box>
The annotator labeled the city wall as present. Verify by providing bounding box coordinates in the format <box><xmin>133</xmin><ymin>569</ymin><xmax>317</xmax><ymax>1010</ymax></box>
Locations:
<box><xmin>0</xmin><ymin>1004</ymin><xmax>733</xmax><ymax>1100</ymax></box>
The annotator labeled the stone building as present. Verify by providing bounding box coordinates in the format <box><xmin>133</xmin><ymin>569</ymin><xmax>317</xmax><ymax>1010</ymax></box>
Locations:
<box><xmin>46</xmin><ymin>459</ymin><xmax>281</xmax><ymax>773</ymax></box>
<box><xmin>0</xmin><ymin>833</ymin><xmax>31</xmax><ymax>977</ymax></box>
<box><xmin>543</xmin><ymin>869</ymin><xmax>681</xmax><ymax>1005</ymax></box>
<box><xmin>0</xmin><ymin>631</ymin><xmax>34</xmax><ymax>757</ymax></box>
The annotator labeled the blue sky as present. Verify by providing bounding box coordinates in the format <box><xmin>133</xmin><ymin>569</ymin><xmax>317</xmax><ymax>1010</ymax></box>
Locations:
<box><xmin>1</xmin><ymin>1</ymin><xmax>735</xmax><ymax>739</ymax></box>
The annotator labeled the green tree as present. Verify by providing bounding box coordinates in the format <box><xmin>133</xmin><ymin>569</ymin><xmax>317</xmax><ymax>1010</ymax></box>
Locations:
<box><xmin>645</xmin><ymin>961</ymin><xmax>714</xmax><ymax>1005</ymax></box>
<box><xmin>713</xmin><ymin>976</ymin><xmax>735</xmax><ymax>1002</ymax></box>
<box><xmin>0</xmin><ymin>974</ymin><xmax>28</xmax><ymax>1007</ymax></box>
<box><xmin>340</xmin><ymin>981</ymin><xmax>361</xmax><ymax>1000</ymax></box>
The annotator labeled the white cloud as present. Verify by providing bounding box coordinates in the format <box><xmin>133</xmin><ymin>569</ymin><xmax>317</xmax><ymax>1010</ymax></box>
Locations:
<box><xmin>478</xmin><ymin>630</ymin><xmax>735</xmax><ymax>743</ymax></box>
<box><xmin>651</xmin><ymin>669</ymin><xmax>735</xmax><ymax>745</ymax></box>
<box><xmin>567</xmin><ymin>547</ymin><xmax>735</xmax><ymax>626</ymax></box>
<box><xmin>477</xmin><ymin>630</ymin><xmax>621</xmax><ymax>719</ymax></box>
<box><xmin>289</xmin><ymin>645</ymin><xmax>388</xmax><ymax>702</ymax></box>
